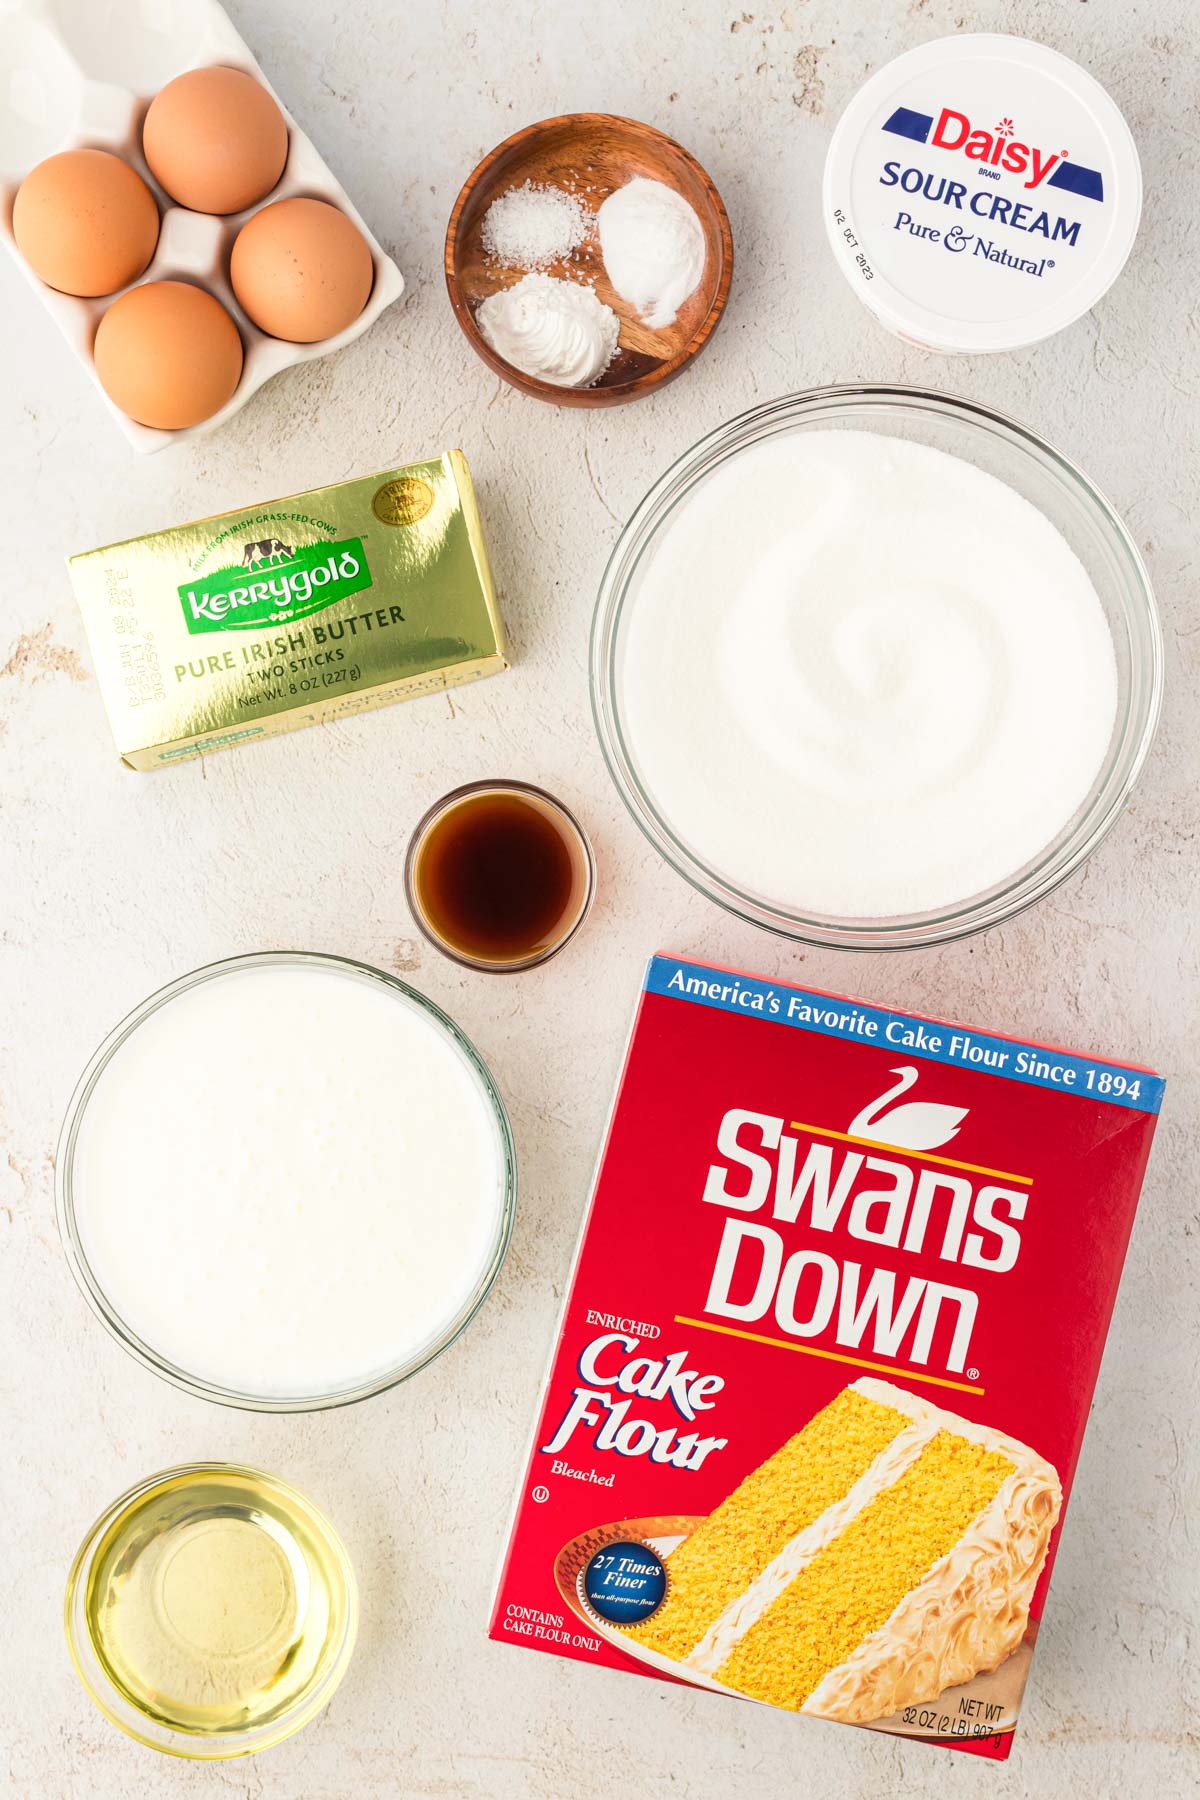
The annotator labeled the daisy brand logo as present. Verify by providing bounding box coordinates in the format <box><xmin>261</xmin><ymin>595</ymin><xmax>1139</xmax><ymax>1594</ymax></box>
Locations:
<box><xmin>882</xmin><ymin>103</ymin><xmax>1104</xmax><ymax>200</ymax></box>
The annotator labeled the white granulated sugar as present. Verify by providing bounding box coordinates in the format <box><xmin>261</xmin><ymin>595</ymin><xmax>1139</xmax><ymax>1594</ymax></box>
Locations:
<box><xmin>476</xmin><ymin>273</ymin><xmax>619</xmax><ymax>387</ymax></box>
<box><xmin>621</xmin><ymin>431</ymin><xmax>1118</xmax><ymax>919</ymax></box>
<box><xmin>597</xmin><ymin>176</ymin><xmax>706</xmax><ymax>328</ymax></box>
<box><xmin>482</xmin><ymin>181</ymin><xmax>591</xmax><ymax>269</ymax></box>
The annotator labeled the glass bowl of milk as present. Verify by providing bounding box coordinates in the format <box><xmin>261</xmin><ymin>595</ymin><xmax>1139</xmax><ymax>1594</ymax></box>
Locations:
<box><xmin>592</xmin><ymin>385</ymin><xmax>1161</xmax><ymax>951</ymax></box>
<box><xmin>56</xmin><ymin>953</ymin><xmax>516</xmax><ymax>1410</ymax></box>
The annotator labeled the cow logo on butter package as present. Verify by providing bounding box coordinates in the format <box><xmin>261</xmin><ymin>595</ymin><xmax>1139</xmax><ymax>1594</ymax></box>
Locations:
<box><xmin>179</xmin><ymin>534</ymin><xmax>372</xmax><ymax>634</ymax></box>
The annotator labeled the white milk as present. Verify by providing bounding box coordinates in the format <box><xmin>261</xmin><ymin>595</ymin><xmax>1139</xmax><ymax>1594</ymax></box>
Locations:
<box><xmin>621</xmin><ymin>431</ymin><xmax>1118</xmax><ymax>918</ymax></box>
<box><xmin>71</xmin><ymin>960</ymin><xmax>508</xmax><ymax>1398</ymax></box>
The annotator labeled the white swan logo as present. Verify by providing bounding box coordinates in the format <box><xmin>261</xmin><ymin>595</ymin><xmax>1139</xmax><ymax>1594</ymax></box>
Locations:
<box><xmin>848</xmin><ymin>1066</ymin><xmax>969</xmax><ymax>1152</ymax></box>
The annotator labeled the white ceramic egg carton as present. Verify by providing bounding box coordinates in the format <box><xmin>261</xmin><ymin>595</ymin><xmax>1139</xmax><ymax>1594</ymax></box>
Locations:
<box><xmin>0</xmin><ymin>0</ymin><xmax>405</xmax><ymax>452</ymax></box>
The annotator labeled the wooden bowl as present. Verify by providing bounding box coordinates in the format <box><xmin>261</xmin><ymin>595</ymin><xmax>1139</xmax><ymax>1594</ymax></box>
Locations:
<box><xmin>445</xmin><ymin>114</ymin><xmax>733</xmax><ymax>406</ymax></box>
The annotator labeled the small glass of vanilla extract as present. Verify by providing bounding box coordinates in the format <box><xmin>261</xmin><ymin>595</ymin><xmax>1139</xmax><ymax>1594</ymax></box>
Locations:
<box><xmin>405</xmin><ymin>780</ymin><xmax>595</xmax><ymax>972</ymax></box>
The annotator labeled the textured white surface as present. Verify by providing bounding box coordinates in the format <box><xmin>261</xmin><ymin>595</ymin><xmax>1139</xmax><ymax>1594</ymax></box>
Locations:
<box><xmin>1</xmin><ymin>1</ymin><xmax>1197</xmax><ymax>1795</ymax></box>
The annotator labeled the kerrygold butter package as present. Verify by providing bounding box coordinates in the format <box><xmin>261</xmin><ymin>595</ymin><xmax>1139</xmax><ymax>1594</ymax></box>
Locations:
<box><xmin>491</xmin><ymin>955</ymin><xmax>1164</xmax><ymax>1759</ymax></box>
<box><xmin>68</xmin><ymin>451</ymin><xmax>507</xmax><ymax>769</ymax></box>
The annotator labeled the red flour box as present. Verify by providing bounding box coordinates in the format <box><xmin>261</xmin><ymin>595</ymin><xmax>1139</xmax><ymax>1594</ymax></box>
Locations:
<box><xmin>490</xmin><ymin>954</ymin><xmax>1164</xmax><ymax>1758</ymax></box>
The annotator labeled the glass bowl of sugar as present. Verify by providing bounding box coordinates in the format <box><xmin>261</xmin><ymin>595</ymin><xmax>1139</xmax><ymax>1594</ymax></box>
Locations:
<box><xmin>56</xmin><ymin>952</ymin><xmax>516</xmax><ymax>1410</ymax></box>
<box><xmin>591</xmin><ymin>385</ymin><xmax>1162</xmax><ymax>951</ymax></box>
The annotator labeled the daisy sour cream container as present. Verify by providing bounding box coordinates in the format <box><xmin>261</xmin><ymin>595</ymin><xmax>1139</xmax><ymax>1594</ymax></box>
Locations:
<box><xmin>822</xmin><ymin>34</ymin><xmax>1141</xmax><ymax>353</ymax></box>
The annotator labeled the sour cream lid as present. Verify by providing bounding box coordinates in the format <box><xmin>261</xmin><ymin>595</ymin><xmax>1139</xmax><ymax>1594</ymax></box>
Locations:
<box><xmin>822</xmin><ymin>34</ymin><xmax>1141</xmax><ymax>353</ymax></box>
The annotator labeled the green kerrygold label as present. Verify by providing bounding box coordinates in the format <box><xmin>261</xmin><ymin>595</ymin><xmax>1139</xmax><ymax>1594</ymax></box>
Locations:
<box><xmin>68</xmin><ymin>452</ymin><xmax>508</xmax><ymax>769</ymax></box>
<box><xmin>179</xmin><ymin>537</ymin><xmax>372</xmax><ymax>634</ymax></box>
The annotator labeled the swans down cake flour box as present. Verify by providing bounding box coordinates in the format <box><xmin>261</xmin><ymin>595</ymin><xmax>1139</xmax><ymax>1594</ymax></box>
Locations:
<box><xmin>490</xmin><ymin>954</ymin><xmax>1164</xmax><ymax>1758</ymax></box>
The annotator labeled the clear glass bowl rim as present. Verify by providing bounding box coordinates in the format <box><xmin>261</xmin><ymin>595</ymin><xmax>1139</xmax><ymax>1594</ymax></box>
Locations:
<box><xmin>403</xmin><ymin>778</ymin><xmax>597</xmax><ymax>972</ymax></box>
<box><xmin>64</xmin><ymin>1460</ymin><xmax>359</xmax><ymax>1760</ymax></box>
<box><xmin>55</xmin><ymin>950</ymin><xmax>517</xmax><ymax>1413</ymax></box>
<box><xmin>590</xmin><ymin>383</ymin><xmax>1163</xmax><ymax>951</ymax></box>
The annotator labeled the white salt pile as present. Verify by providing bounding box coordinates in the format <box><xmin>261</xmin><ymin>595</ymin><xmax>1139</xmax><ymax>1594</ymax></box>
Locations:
<box><xmin>482</xmin><ymin>182</ymin><xmax>591</xmax><ymax>269</ymax></box>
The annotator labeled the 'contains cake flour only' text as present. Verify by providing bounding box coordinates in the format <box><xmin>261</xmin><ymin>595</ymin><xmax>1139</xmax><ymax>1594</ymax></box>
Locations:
<box><xmin>490</xmin><ymin>955</ymin><xmax>1164</xmax><ymax>1759</ymax></box>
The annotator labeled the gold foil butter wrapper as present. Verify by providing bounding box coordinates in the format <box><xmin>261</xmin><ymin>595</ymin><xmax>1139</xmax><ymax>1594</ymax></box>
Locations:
<box><xmin>68</xmin><ymin>451</ymin><xmax>508</xmax><ymax>769</ymax></box>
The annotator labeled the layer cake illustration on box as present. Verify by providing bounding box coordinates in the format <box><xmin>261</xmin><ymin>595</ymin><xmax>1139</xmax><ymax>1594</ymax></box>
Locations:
<box><xmin>623</xmin><ymin>1376</ymin><xmax>1061</xmax><ymax>1723</ymax></box>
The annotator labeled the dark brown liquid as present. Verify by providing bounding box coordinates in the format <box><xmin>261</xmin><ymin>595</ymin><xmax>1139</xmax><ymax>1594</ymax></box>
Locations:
<box><xmin>412</xmin><ymin>789</ymin><xmax>590</xmax><ymax>965</ymax></box>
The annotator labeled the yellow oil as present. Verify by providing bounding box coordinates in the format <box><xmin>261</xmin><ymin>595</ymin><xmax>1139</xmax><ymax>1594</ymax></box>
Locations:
<box><xmin>82</xmin><ymin>1467</ymin><xmax>354</xmax><ymax>1738</ymax></box>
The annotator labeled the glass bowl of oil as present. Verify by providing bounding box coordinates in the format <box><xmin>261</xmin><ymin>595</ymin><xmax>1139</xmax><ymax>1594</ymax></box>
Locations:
<box><xmin>65</xmin><ymin>1463</ymin><xmax>358</xmax><ymax>1759</ymax></box>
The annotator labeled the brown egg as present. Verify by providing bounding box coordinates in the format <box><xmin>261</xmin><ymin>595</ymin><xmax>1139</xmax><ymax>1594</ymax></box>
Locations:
<box><xmin>143</xmin><ymin>65</ymin><xmax>288</xmax><ymax>215</ymax></box>
<box><xmin>231</xmin><ymin>198</ymin><xmax>374</xmax><ymax>343</ymax></box>
<box><xmin>12</xmin><ymin>149</ymin><xmax>159</xmax><ymax>297</ymax></box>
<box><xmin>94</xmin><ymin>281</ymin><xmax>243</xmax><ymax>429</ymax></box>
